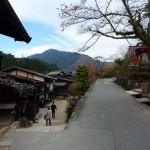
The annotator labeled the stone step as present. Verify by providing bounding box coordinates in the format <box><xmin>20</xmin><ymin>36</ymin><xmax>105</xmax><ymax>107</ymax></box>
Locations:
<box><xmin>126</xmin><ymin>90</ymin><xmax>142</xmax><ymax>96</ymax></box>
<box><xmin>133</xmin><ymin>88</ymin><xmax>142</xmax><ymax>93</ymax></box>
<box><xmin>136</xmin><ymin>98</ymin><xmax>150</xmax><ymax>103</ymax></box>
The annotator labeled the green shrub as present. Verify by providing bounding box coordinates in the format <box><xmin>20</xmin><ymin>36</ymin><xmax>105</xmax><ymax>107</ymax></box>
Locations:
<box><xmin>118</xmin><ymin>58</ymin><xmax>130</xmax><ymax>77</ymax></box>
<box><xmin>65</xmin><ymin>100</ymin><xmax>76</xmax><ymax>123</ymax></box>
<box><xmin>129</xmin><ymin>73</ymin><xmax>150</xmax><ymax>80</ymax></box>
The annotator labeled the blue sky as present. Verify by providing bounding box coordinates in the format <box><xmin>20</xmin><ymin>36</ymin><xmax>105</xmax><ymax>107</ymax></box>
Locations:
<box><xmin>0</xmin><ymin>0</ymin><xmax>136</xmax><ymax>59</ymax></box>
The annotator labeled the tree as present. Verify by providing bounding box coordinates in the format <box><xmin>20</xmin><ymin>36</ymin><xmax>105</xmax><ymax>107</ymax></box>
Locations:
<box><xmin>0</xmin><ymin>51</ymin><xmax>59</xmax><ymax>74</ymax></box>
<box><xmin>59</xmin><ymin>0</ymin><xmax>150</xmax><ymax>51</ymax></box>
<box><xmin>102</xmin><ymin>62</ymin><xmax>116</xmax><ymax>78</ymax></box>
<box><xmin>94</xmin><ymin>56</ymin><xmax>109</xmax><ymax>76</ymax></box>
<box><xmin>68</xmin><ymin>82</ymin><xmax>82</xmax><ymax>98</ymax></box>
<box><xmin>75</xmin><ymin>65</ymin><xmax>90</xmax><ymax>94</ymax></box>
<box><xmin>86</xmin><ymin>64</ymin><xmax>95</xmax><ymax>83</ymax></box>
<box><xmin>118</xmin><ymin>58</ymin><xmax>130</xmax><ymax>76</ymax></box>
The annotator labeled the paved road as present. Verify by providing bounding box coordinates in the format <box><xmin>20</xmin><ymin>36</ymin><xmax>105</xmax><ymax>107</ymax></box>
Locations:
<box><xmin>5</xmin><ymin>78</ymin><xmax>150</xmax><ymax>150</ymax></box>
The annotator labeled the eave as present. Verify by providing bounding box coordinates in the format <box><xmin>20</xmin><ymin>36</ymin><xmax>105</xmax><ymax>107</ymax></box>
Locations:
<box><xmin>0</xmin><ymin>0</ymin><xmax>31</xmax><ymax>43</ymax></box>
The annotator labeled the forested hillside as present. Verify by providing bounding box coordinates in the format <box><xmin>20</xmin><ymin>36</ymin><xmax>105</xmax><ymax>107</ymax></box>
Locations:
<box><xmin>28</xmin><ymin>49</ymin><xmax>97</xmax><ymax>71</ymax></box>
<box><xmin>0</xmin><ymin>52</ymin><xmax>59</xmax><ymax>74</ymax></box>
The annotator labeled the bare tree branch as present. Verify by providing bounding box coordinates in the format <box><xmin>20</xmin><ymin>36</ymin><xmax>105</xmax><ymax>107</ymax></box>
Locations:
<box><xmin>59</xmin><ymin>0</ymin><xmax>150</xmax><ymax>51</ymax></box>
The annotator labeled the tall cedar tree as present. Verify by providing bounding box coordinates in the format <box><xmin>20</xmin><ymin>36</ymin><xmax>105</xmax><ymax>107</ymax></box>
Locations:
<box><xmin>75</xmin><ymin>65</ymin><xmax>90</xmax><ymax>94</ymax></box>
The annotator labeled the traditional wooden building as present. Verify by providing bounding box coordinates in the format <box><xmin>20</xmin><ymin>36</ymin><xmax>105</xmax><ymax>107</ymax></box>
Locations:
<box><xmin>0</xmin><ymin>66</ymin><xmax>56</xmax><ymax>124</ymax></box>
<box><xmin>53</xmin><ymin>78</ymin><xmax>73</xmax><ymax>98</ymax></box>
<box><xmin>47</xmin><ymin>70</ymin><xmax>74</xmax><ymax>98</ymax></box>
<box><xmin>0</xmin><ymin>72</ymin><xmax>36</xmax><ymax>124</ymax></box>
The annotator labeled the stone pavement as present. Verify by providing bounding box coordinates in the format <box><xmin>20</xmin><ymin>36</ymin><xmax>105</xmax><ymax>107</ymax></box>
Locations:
<box><xmin>36</xmin><ymin>99</ymin><xmax>67</xmax><ymax>126</ymax></box>
<box><xmin>0</xmin><ymin>100</ymin><xmax>67</xmax><ymax>150</ymax></box>
<box><xmin>24</xmin><ymin>99</ymin><xmax>68</xmax><ymax>132</ymax></box>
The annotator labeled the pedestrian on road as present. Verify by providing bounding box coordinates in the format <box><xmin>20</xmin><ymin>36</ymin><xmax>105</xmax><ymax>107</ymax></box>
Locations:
<box><xmin>51</xmin><ymin>102</ymin><xmax>57</xmax><ymax>119</ymax></box>
<box><xmin>45</xmin><ymin>107</ymin><xmax>51</xmax><ymax>126</ymax></box>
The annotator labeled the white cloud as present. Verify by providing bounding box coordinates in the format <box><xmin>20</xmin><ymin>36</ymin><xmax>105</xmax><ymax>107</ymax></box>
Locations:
<box><xmin>10</xmin><ymin>44</ymin><xmax>58</xmax><ymax>58</ymax></box>
<box><xmin>9</xmin><ymin>0</ymin><xmax>70</xmax><ymax>26</ymax></box>
<box><xmin>49</xmin><ymin>34</ymin><xmax>72</xmax><ymax>47</ymax></box>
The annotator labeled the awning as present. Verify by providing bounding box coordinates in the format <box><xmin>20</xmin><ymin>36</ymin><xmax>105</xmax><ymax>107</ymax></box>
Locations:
<box><xmin>0</xmin><ymin>0</ymin><xmax>31</xmax><ymax>43</ymax></box>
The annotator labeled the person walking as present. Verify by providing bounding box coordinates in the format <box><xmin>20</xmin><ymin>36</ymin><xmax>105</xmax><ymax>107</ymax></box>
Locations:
<box><xmin>45</xmin><ymin>107</ymin><xmax>51</xmax><ymax>126</ymax></box>
<box><xmin>51</xmin><ymin>102</ymin><xmax>57</xmax><ymax>119</ymax></box>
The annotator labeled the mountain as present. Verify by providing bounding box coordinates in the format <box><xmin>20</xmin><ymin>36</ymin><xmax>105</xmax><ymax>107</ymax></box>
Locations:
<box><xmin>28</xmin><ymin>49</ymin><xmax>98</xmax><ymax>71</ymax></box>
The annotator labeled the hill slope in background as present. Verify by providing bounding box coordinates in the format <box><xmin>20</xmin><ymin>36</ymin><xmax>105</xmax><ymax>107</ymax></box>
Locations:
<box><xmin>28</xmin><ymin>49</ymin><xmax>97</xmax><ymax>71</ymax></box>
<box><xmin>0</xmin><ymin>51</ymin><xmax>59</xmax><ymax>74</ymax></box>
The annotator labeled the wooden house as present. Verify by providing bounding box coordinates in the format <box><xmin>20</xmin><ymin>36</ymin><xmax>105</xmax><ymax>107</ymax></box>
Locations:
<box><xmin>47</xmin><ymin>71</ymin><xmax>73</xmax><ymax>98</ymax></box>
<box><xmin>53</xmin><ymin>78</ymin><xmax>73</xmax><ymax>98</ymax></box>
<box><xmin>0</xmin><ymin>72</ymin><xmax>36</xmax><ymax>124</ymax></box>
<box><xmin>0</xmin><ymin>66</ymin><xmax>56</xmax><ymax>124</ymax></box>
